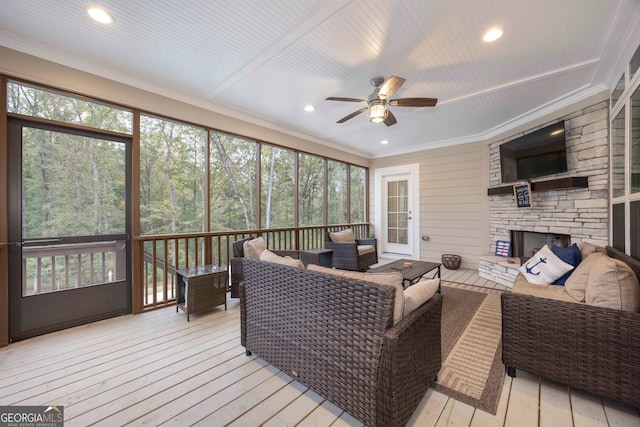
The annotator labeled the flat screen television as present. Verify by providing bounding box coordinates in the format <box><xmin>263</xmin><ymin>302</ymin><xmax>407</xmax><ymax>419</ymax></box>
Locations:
<box><xmin>500</xmin><ymin>121</ymin><xmax>567</xmax><ymax>183</ymax></box>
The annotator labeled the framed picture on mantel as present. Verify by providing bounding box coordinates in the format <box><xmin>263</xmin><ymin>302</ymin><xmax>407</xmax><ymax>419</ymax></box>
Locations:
<box><xmin>513</xmin><ymin>182</ymin><xmax>532</xmax><ymax>208</ymax></box>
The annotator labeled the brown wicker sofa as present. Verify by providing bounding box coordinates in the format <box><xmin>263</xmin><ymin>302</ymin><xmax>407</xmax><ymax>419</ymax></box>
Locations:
<box><xmin>501</xmin><ymin>246</ymin><xmax>640</xmax><ymax>408</ymax></box>
<box><xmin>240</xmin><ymin>257</ymin><xmax>442</xmax><ymax>427</ymax></box>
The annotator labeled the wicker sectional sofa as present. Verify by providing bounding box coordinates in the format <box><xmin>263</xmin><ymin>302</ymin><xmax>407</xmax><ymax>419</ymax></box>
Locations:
<box><xmin>501</xmin><ymin>246</ymin><xmax>640</xmax><ymax>408</ymax></box>
<box><xmin>240</xmin><ymin>257</ymin><xmax>442</xmax><ymax>427</ymax></box>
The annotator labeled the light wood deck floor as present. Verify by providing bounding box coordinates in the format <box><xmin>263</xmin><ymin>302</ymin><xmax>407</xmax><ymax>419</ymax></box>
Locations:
<box><xmin>0</xmin><ymin>268</ymin><xmax>638</xmax><ymax>426</ymax></box>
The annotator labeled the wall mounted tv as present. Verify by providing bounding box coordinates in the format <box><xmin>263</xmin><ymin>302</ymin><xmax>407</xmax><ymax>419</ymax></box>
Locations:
<box><xmin>500</xmin><ymin>121</ymin><xmax>567</xmax><ymax>183</ymax></box>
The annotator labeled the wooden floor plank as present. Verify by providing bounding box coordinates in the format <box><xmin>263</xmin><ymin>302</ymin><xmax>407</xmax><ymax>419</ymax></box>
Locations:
<box><xmin>463</xmin><ymin>270</ymin><xmax>481</xmax><ymax>284</ymax></box>
<box><xmin>227</xmin><ymin>380</ymin><xmax>309</xmax><ymax>427</ymax></box>
<box><xmin>15</xmin><ymin>335</ymin><xmax>241</xmax><ymax>407</ymax></box>
<box><xmin>332</xmin><ymin>411</ymin><xmax>365</xmax><ymax>427</ymax></box>
<box><xmin>407</xmin><ymin>389</ymin><xmax>448</xmax><ymax>427</ymax></box>
<box><xmin>296</xmin><ymin>399</ymin><xmax>344</xmax><ymax>427</ymax></box>
<box><xmin>3</xmin><ymin>322</ymin><xmax>240</xmax><ymax>404</ymax></box>
<box><xmin>67</xmin><ymin>345</ymin><xmax>248</xmax><ymax>422</ymax></box>
<box><xmin>540</xmin><ymin>379</ymin><xmax>573</xmax><ymax>427</ymax></box>
<box><xmin>434</xmin><ymin>397</ymin><xmax>475</xmax><ymax>426</ymax></box>
<box><xmin>154</xmin><ymin>363</ymin><xmax>280</xmax><ymax>426</ymax></box>
<box><xmin>570</xmin><ymin>388</ymin><xmax>609</xmax><ymax>426</ymax></box>
<box><xmin>601</xmin><ymin>398</ymin><xmax>640</xmax><ymax>426</ymax></box>
<box><xmin>443</xmin><ymin>269</ymin><xmax>466</xmax><ymax>283</ymax></box>
<box><xmin>503</xmin><ymin>371</ymin><xmax>539</xmax><ymax>427</ymax></box>
<box><xmin>262</xmin><ymin>389</ymin><xmax>325</xmax><ymax>427</ymax></box>
<box><xmin>94</xmin><ymin>355</ymin><xmax>266</xmax><ymax>427</ymax></box>
<box><xmin>194</xmin><ymin>370</ymin><xmax>294</xmax><ymax>426</ymax></box>
<box><xmin>0</xmin><ymin>304</ymin><xmax>236</xmax><ymax>377</ymax></box>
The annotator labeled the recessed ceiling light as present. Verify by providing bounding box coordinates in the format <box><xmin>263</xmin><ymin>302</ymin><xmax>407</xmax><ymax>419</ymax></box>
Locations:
<box><xmin>87</xmin><ymin>6</ymin><xmax>114</xmax><ymax>24</ymax></box>
<box><xmin>304</xmin><ymin>105</ymin><xmax>315</xmax><ymax>112</ymax></box>
<box><xmin>381</xmin><ymin>140</ymin><xmax>389</xmax><ymax>145</ymax></box>
<box><xmin>483</xmin><ymin>27</ymin><xmax>504</xmax><ymax>42</ymax></box>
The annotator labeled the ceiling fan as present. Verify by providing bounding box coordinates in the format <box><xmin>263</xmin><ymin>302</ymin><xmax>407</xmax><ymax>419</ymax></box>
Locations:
<box><xmin>326</xmin><ymin>76</ymin><xmax>437</xmax><ymax>126</ymax></box>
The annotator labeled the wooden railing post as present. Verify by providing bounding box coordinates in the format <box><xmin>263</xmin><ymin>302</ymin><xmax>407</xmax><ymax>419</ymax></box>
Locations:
<box><xmin>204</xmin><ymin>234</ymin><xmax>213</xmax><ymax>264</ymax></box>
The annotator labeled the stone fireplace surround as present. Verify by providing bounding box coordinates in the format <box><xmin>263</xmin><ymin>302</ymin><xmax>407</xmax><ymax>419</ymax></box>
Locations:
<box><xmin>482</xmin><ymin>100</ymin><xmax>610</xmax><ymax>286</ymax></box>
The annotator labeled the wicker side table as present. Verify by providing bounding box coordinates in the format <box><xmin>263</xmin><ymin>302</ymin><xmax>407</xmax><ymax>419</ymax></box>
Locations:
<box><xmin>299</xmin><ymin>248</ymin><xmax>333</xmax><ymax>267</ymax></box>
<box><xmin>176</xmin><ymin>264</ymin><xmax>228</xmax><ymax>321</ymax></box>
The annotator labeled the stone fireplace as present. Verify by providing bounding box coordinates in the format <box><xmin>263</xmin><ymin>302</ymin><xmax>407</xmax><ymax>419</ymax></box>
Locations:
<box><xmin>482</xmin><ymin>100</ymin><xmax>610</xmax><ymax>286</ymax></box>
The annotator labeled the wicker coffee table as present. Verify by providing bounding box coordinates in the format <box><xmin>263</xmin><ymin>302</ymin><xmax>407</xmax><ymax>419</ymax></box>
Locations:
<box><xmin>176</xmin><ymin>264</ymin><xmax>228</xmax><ymax>321</ymax></box>
<box><xmin>369</xmin><ymin>259</ymin><xmax>441</xmax><ymax>291</ymax></box>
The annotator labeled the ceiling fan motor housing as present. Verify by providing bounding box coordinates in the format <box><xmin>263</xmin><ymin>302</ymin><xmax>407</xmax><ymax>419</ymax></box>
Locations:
<box><xmin>370</xmin><ymin>77</ymin><xmax>385</xmax><ymax>88</ymax></box>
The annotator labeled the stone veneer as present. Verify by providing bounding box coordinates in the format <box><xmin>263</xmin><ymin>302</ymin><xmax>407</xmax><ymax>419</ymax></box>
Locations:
<box><xmin>488</xmin><ymin>100</ymin><xmax>610</xmax><ymax>254</ymax></box>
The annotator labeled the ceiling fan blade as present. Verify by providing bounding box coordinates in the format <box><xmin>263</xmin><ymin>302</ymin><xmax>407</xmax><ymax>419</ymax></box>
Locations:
<box><xmin>326</xmin><ymin>97</ymin><xmax>367</xmax><ymax>103</ymax></box>
<box><xmin>389</xmin><ymin>97</ymin><xmax>438</xmax><ymax>107</ymax></box>
<box><xmin>337</xmin><ymin>107</ymin><xmax>367</xmax><ymax>123</ymax></box>
<box><xmin>378</xmin><ymin>76</ymin><xmax>405</xmax><ymax>99</ymax></box>
<box><xmin>383</xmin><ymin>109</ymin><xmax>397</xmax><ymax>126</ymax></box>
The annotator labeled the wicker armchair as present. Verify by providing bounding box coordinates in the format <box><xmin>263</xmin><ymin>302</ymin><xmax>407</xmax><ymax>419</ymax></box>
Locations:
<box><xmin>240</xmin><ymin>257</ymin><xmax>442</xmax><ymax>427</ymax></box>
<box><xmin>229</xmin><ymin>236</ymin><xmax>299</xmax><ymax>298</ymax></box>
<box><xmin>501</xmin><ymin>246</ymin><xmax>640</xmax><ymax>408</ymax></box>
<box><xmin>325</xmin><ymin>231</ymin><xmax>378</xmax><ymax>271</ymax></box>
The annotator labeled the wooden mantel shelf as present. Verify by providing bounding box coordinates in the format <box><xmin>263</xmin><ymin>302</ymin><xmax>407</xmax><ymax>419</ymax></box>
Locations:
<box><xmin>487</xmin><ymin>176</ymin><xmax>588</xmax><ymax>196</ymax></box>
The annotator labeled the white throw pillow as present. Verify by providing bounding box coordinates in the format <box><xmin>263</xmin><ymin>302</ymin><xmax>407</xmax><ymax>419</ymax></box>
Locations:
<box><xmin>243</xmin><ymin>237</ymin><xmax>267</xmax><ymax>259</ymax></box>
<box><xmin>403</xmin><ymin>278</ymin><xmax>440</xmax><ymax>317</ymax></box>
<box><xmin>259</xmin><ymin>249</ymin><xmax>304</xmax><ymax>269</ymax></box>
<box><xmin>518</xmin><ymin>244</ymin><xmax>574</xmax><ymax>285</ymax></box>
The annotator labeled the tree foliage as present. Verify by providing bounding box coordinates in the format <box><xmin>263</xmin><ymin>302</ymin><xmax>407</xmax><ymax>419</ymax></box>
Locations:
<box><xmin>140</xmin><ymin>115</ymin><xmax>206</xmax><ymax>235</ymax></box>
<box><xmin>9</xmin><ymin>81</ymin><xmax>368</xmax><ymax>239</ymax></box>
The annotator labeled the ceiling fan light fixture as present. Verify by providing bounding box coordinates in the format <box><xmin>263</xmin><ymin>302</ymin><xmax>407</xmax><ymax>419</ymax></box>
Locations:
<box><xmin>368</xmin><ymin>100</ymin><xmax>388</xmax><ymax>123</ymax></box>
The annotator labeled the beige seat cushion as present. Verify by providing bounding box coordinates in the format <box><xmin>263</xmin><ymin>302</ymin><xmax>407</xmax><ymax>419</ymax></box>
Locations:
<box><xmin>357</xmin><ymin>245</ymin><xmax>375</xmax><ymax>256</ymax></box>
<box><xmin>577</xmin><ymin>241</ymin><xmax>605</xmax><ymax>260</ymax></box>
<box><xmin>403</xmin><ymin>278</ymin><xmax>440</xmax><ymax>317</ymax></box>
<box><xmin>329</xmin><ymin>228</ymin><xmax>356</xmax><ymax>243</ymax></box>
<box><xmin>259</xmin><ymin>249</ymin><xmax>304</xmax><ymax>269</ymax></box>
<box><xmin>585</xmin><ymin>255</ymin><xmax>640</xmax><ymax>312</ymax></box>
<box><xmin>243</xmin><ymin>236</ymin><xmax>267</xmax><ymax>259</ymax></box>
<box><xmin>307</xmin><ymin>264</ymin><xmax>404</xmax><ymax>324</ymax></box>
<box><xmin>564</xmin><ymin>252</ymin><xmax>605</xmax><ymax>302</ymax></box>
<box><xmin>513</xmin><ymin>274</ymin><xmax>579</xmax><ymax>304</ymax></box>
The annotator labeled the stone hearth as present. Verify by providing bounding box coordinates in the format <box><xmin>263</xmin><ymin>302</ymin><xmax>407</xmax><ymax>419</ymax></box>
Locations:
<box><xmin>478</xmin><ymin>255</ymin><xmax>520</xmax><ymax>288</ymax></box>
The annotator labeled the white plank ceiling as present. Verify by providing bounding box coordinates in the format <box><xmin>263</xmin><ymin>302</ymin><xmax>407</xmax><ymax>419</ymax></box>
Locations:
<box><xmin>1</xmin><ymin>0</ymin><xmax>639</xmax><ymax>158</ymax></box>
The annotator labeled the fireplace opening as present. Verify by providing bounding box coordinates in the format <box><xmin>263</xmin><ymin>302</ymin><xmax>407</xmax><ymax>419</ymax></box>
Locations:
<box><xmin>510</xmin><ymin>230</ymin><xmax>571</xmax><ymax>259</ymax></box>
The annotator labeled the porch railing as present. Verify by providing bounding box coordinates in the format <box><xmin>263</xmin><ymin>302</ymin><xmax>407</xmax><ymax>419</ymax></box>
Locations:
<box><xmin>22</xmin><ymin>241</ymin><xmax>126</xmax><ymax>296</ymax></box>
<box><xmin>134</xmin><ymin>223</ymin><xmax>371</xmax><ymax>312</ymax></box>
